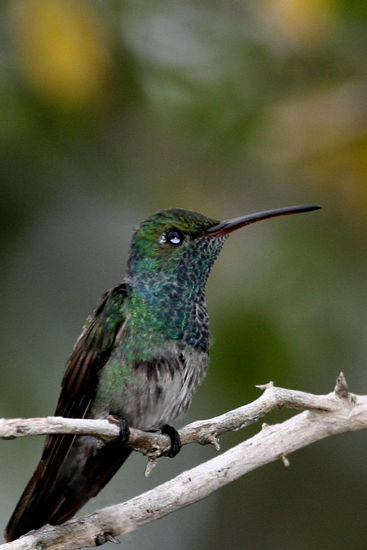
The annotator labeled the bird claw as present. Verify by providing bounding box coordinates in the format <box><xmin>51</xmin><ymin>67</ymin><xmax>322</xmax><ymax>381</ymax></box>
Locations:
<box><xmin>118</xmin><ymin>417</ymin><xmax>130</xmax><ymax>444</ymax></box>
<box><xmin>107</xmin><ymin>415</ymin><xmax>130</xmax><ymax>444</ymax></box>
<box><xmin>161</xmin><ymin>424</ymin><xmax>181</xmax><ymax>458</ymax></box>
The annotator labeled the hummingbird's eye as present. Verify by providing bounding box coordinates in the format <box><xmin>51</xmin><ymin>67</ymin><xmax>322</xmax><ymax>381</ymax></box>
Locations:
<box><xmin>160</xmin><ymin>228</ymin><xmax>184</xmax><ymax>246</ymax></box>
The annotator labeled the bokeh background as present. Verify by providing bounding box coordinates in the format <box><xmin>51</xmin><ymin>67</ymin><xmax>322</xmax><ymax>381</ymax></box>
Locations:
<box><xmin>1</xmin><ymin>1</ymin><xmax>367</xmax><ymax>548</ymax></box>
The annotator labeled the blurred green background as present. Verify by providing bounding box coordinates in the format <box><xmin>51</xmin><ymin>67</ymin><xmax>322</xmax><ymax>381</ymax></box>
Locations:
<box><xmin>1</xmin><ymin>1</ymin><xmax>367</xmax><ymax>548</ymax></box>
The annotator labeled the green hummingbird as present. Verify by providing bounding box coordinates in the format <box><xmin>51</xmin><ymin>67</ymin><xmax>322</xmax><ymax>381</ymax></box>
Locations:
<box><xmin>5</xmin><ymin>204</ymin><xmax>321</xmax><ymax>542</ymax></box>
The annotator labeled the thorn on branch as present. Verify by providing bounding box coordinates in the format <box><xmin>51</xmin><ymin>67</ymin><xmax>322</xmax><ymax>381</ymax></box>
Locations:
<box><xmin>95</xmin><ymin>532</ymin><xmax>120</xmax><ymax>545</ymax></box>
<box><xmin>281</xmin><ymin>454</ymin><xmax>290</xmax><ymax>467</ymax></box>
<box><xmin>105</xmin><ymin>533</ymin><xmax>120</xmax><ymax>544</ymax></box>
<box><xmin>207</xmin><ymin>434</ymin><xmax>220</xmax><ymax>451</ymax></box>
<box><xmin>256</xmin><ymin>381</ymin><xmax>274</xmax><ymax>391</ymax></box>
<box><xmin>334</xmin><ymin>372</ymin><xmax>349</xmax><ymax>398</ymax></box>
<box><xmin>145</xmin><ymin>458</ymin><xmax>158</xmax><ymax>477</ymax></box>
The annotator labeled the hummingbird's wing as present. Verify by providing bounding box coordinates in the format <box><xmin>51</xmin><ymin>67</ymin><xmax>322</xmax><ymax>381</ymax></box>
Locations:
<box><xmin>57</xmin><ymin>282</ymin><xmax>128</xmax><ymax>414</ymax></box>
<box><xmin>5</xmin><ymin>283</ymin><xmax>128</xmax><ymax>542</ymax></box>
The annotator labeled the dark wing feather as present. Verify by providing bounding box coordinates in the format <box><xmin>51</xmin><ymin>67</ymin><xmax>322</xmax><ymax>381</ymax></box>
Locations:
<box><xmin>4</xmin><ymin>283</ymin><xmax>128</xmax><ymax>542</ymax></box>
<box><xmin>60</xmin><ymin>282</ymin><xmax>127</xmax><ymax>404</ymax></box>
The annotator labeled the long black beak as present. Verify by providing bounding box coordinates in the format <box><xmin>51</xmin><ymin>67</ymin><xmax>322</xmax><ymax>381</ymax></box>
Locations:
<box><xmin>204</xmin><ymin>205</ymin><xmax>322</xmax><ymax>237</ymax></box>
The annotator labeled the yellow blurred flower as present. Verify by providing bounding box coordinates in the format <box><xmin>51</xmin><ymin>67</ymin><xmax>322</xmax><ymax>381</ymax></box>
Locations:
<box><xmin>255</xmin><ymin>0</ymin><xmax>336</xmax><ymax>48</ymax></box>
<box><xmin>9</xmin><ymin>0</ymin><xmax>111</xmax><ymax>108</ymax></box>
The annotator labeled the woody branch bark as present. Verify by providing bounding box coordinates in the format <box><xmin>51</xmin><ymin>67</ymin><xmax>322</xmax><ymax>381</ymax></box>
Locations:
<box><xmin>0</xmin><ymin>376</ymin><xmax>344</xmax><ymax>456</ymax></box>
<box><xmin>1</xmin><ymin>373</ymin><xmax>366</xmax><ymax>550</ymax></box>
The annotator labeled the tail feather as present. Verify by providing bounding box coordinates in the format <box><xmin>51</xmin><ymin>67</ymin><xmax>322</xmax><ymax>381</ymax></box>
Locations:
<box><xmin>4</xmin><ymin>436</ymin><xmax>132</xmax><ymax>542</ymax></box>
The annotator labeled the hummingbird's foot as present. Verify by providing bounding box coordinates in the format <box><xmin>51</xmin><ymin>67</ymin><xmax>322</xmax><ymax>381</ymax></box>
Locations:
<box><xmin>108</xmin><ymin>414</ymin><xmax>130</xmax><ymax>444</ymax></box>
<box><xmin>161</xmin><ymin>424</ymin><xmax>181</xmax><ymax>458</ymax></box>
<box><xmin>118</xmin><ymin>417</ymin><xmax>130</xmax><ymax>444</ymax></box>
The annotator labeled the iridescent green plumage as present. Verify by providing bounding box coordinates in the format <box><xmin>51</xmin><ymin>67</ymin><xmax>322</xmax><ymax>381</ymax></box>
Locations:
<box><xmin>92</xmin><ymin>210</ymin><xmax>226</xmax><ymax>425</ymax></box>
<box><xmin>5</xmin><ymin>205</ymin><xmax>321</xmax><ymax>542</ymax></box>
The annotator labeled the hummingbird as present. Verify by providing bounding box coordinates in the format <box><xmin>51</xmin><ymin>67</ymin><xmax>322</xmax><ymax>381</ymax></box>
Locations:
<box><xmin>5</xmin><ymin>204</ymin><xmax>320</xmax><ymax>542</ymax></box>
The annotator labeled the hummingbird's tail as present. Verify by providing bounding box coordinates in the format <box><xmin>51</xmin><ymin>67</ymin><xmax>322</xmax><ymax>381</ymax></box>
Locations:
<box><xmin>4</xmin><ymin>434</ymin><xmax>132</xmax><ymax>542</ymax></box>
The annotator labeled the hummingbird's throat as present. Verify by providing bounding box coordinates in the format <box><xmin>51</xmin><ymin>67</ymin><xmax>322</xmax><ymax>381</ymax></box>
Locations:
<box><xmin>127</xmin><ymin>235</ymin><xmax>227</xmax><ymax>354</ymax></box>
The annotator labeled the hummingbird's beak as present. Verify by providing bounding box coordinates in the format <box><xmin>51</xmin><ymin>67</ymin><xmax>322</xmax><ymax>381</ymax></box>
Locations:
<box><xmin>204</xmin><ymin>205</ymin><xmax>322</xmax><ymax>237</ymax></box>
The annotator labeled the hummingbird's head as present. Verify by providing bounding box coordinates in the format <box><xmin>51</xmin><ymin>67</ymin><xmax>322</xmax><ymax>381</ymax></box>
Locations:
<box><xmin>127</xmin><ymin>208</ymin><xmax>223</xmax><ymax>282</ymax></box>
<box><xmin>127</xmin><ymin>205</ymin><xmax>321</xmax><ymax>285</ymax></box>
<box><xmin>126</xmin><ymin>205</ymin><xmax>321</xmax><ymax>350</ymax></box>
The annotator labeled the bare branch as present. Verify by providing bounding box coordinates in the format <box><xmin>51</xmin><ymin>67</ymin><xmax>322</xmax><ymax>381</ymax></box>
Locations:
<box><xmin>1</xmin><ymin>374</ymin><xmax>367</xmax><ymax>550</ymax></box>
<box><xmin>0</xmin><ymin>380</ymin><xmax>339</xmax><ymax>458</ymax></box>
